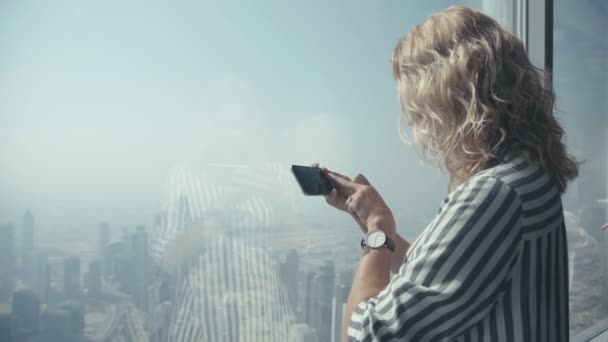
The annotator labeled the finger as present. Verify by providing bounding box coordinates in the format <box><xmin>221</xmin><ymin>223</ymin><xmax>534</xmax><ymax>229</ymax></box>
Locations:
<box><xmin>325</xmin><ymin>189</ymin><xmax>338</xmax><ymax>206</ymax></box>
<box><xmin>322</xmin><ymin>168</ymin><xmax>351</xmax><ymax>181</ymax></box>
<box><xmin>345</xmin><ymin>200</ymin><xmax>357</xmax><ymax>215</ymax></box>
<box><xmin>326</xmin><ymin>173</ymin><xmax>359</xmax><ymax>194</ymax></box>
<box><xmin>352</xmin><ymin>173</ymin><xmax>371</xmax><ymax>186</ymax></box>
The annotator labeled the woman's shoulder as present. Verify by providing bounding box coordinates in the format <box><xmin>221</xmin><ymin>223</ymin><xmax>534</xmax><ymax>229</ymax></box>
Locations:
<box><xmin>453</xmin><ymin>154</ymin><xmax>558</xmax><ymax>212</ymax></box>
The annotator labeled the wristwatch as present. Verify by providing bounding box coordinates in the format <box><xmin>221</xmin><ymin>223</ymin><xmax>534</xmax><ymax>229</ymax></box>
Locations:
<box><xmin>361</xmin><ymin>230</ymin><xmax>395</xmax><ymax>252</ymax></box>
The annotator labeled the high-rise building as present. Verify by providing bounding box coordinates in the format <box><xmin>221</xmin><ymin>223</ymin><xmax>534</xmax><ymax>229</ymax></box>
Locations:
<box><xmin>311</xmin><ymin>260</ymin><xmax>335</xmax><ymax>342</ymax></box>
<box><xmin>147</xmin><ymin>278</ymin><xmax>170</xmax><ymax>316</ymax></box>
<box><xmin>603</xmin><ymin>223</ymin><xmax>608</xmax><ymax>312</ymax></box>
<box><xmin>98</xmin><ymin>222</ymin><xmax>110</xmax><ymax>281</ymax></box>
<box><xmin>114</xmin><ymin>245</ymin><xmax>135</xmax><ymax>295</ymax></box>
<box><xmin>0</xmin><ymin>224</ymin><xmax>15</xmax><ymax>303</ymax></box>
<box><xmin>102</xmin><ymin>241</ymin><xmax>123</xmax><ymax>280</ymax></box>
<box><xmin>11</xmin><ymin>289</ymin><xmax>40</xmax><ymax>340</ymax></box>
<box><xmin>38</xmin><ymin>308</ymin><xmax>72</xmax><ymax>342</ymax></box>
<box><xmin>0</xmin><ymin>305</ymin><xmax>12</xmax><ymax>342</ymax></box>
<box><xmin>84</xmin><ymin>259</ymin><xmax>102</xmax><ymax>297</ymax></box>
<box><xmin>58</xmin><ymin>301</ymin><xmax>84</xmax><ymax>336</ymax></box>
<box><xmin>133</xmin><ymin>225</ymin><xmax>149</xmax><ymax>311</ymax></box>
<box><xmin>24</xmin><ymin>251</ymin><xmax>49</xmax><ymax>304</ymax></box>
<box><xmin>303</xmin><ymin>271</ymin><xmax>315</xmax><ymax>325</ymax></box>
<box><xmin>149</xmin><ymin>301</ymin><xmax>172</xmax><ymax>342</ymax></box>
<box><xmin>63</xmin><ymin>257</ymin><xmax>81</xmax><ymax>298</ymax></box>
<box><xmin>21</xmin><ymin>211</ymin><xmax>34</xmax><ymax>269</ymax></box>
<box><xmin>333</xmin><ymin>269</ymin><xmax>354</xmax><ymax>341</ymax></box>
<box><xmin>98</xmin><ymin>222</ymin><xmax>110</xmax><ymax>256</ymax></box>
<box><xmin>331</xmin><ymin>276</ymin><xmax>352</xmax><ymax>342</ymax></box>
<box><xmin>279</xmin><ymin>249</ymin><xmax>299</xmax><ymax>312</ymax></box>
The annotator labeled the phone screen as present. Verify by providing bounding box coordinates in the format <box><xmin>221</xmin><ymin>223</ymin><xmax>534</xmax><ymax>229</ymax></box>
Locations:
<box><xmin>291</xmin><ymin>165</ymin><xmax>334</xmax><ymax>196</ymax></box>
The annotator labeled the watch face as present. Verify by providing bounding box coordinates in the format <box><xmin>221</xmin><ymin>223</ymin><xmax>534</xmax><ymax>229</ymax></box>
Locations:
<box><xmin>366</xmin><ymin>230</ymin><xmax>386</xmax><ymax>248</ymax></box>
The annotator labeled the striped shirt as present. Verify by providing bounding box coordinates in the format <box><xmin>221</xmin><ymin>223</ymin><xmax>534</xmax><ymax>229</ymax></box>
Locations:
<box><xmin>151</xmin><ymin>164</ymin><xmax>298</xmax><ymax>342</ymax></box>
<box><xmin>349</xmin><ymin>154</ymin><xmax>570</xmax><ymax>342</ymax></box>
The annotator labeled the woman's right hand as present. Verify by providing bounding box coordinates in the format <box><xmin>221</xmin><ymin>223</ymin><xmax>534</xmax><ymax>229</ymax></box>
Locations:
<box><xmin>314</xmin><ymin>164</ymin><xmax>410</xmax><ymax>274</ymax></box>
<box><xmin>313</xmin><ymin>164</ymin><xmax>369</xmax><ymax>233</ymax></box>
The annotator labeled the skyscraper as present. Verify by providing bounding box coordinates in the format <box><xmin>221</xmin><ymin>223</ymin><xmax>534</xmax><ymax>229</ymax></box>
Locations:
<box><xmin>102</xmin><ymin>240</ymin><xmax>122</xmax><ymax>280</ymax></box>
<box><xmin>58</xmin><ymin>301</ymin><xmax>85</xmax><ymax>337</ymax></box>
<box><xmin>11</xmin><ymin>288</ymin><xmax>40</xmax><ymax>340</ymax></box>
<box><xmin>21</xmin><ymin>211</ymin><xmax>34</xmax><ymax>268</ymax></box>
<box><xmin>84</xmin><ymin>259</ymin><xmax>102</xmax><ymax>297</ymax></box>
<box><xmin>38</xmin><ymin>308</ymin><xmax>72</xmax><ymax>342</ymax></box>
<box><xmin>149</xmin><ymin>301</ymin><xmax>172</xmax><ymax>342</ymax></box>
<box><xmin>279</xmin><ymin>249</ymin><xmax>299</xmax><ymax>312</ymax></box>
<box><xmin>98</xmin><ymin>222</ymin><xmax>110</xmax><ymax>256</ymax></box>
<box><xmin>331</xmin><ymin>270</ymin><xmax>353</xmax><ymax>342</ymax></box>
<box><xmin>63</xmin><ymin>257</ymin><xmax>81</xmax><ymax>298</ymax></box>
<box><xmin>113</xmin><ymin>243</ymin><xmax>135</xmax><ymax>295</ymax></box>
<box><xmin>311</xmin><ymin>260</ymin><xmax>335</xmax><ymax>342</ymax></box>
<box><xmin>133</xmin><ymin>225</ymin><xmax>149</xmax><ymax>311</ymax></box>
<box><xmin>0</xmin><ymin>224</ymin><xmax>15</xmax><ymax>303</ymax></box>
<box><xmin>25</xmin><ymin>251</ymin><xmax>49</xmax><ymax>304</ymax></box>
<box><xmin>303</xmin><ymin>271</ymin><xmax>315</xmax><ymax>325</ymax></box>
<box><xmin>0</xmin><ymin>305</ymin><xmax>12</xmax><ymax>342</ymax></box>
<box><xmin>603</xmin><ymin>223</ymin><xmax>608</xmax><ymax>312</ymax></box>
<box><xmin>98</xmin><ymin>222</ymin><xmax>110</xmax><ymax>282</ymax></box>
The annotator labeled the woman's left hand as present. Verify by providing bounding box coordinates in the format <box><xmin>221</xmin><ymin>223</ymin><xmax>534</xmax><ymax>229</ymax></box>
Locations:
<box><xmin>324</xmin><ymin>170</ymin><xmax>396</xmax><ymax>237</ymax></box>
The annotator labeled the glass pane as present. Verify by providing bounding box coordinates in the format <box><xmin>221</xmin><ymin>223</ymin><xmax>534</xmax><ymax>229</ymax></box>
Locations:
<box><xmin>554</xmin><ymin>0</ymin><xmax>608</xmax><ymax>337</ymax></box>
<box><xmin>1</xmin><ymin>1</ymin><xmax>560</xmax><ymax>341</ymax></box>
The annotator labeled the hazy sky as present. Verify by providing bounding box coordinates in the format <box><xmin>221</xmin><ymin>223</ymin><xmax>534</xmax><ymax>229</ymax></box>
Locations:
<box><xmin>0</xmin><ymin>0</ymin><xmax>605</xmax><ymax>237</ymax></box>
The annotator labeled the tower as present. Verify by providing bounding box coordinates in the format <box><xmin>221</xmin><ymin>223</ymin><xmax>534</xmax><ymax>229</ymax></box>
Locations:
<box><xmin>24</xmin><ymin>251</ymin><xmax>49</xmax><ymax>304</ymax></box>
<box><xmin>331</xmin><ymin>269</ymin><xmax>353</xmax><ymax>342</ymax></box>
<box><xmin>133</xmin><ymin>225</ymin><xmax>149</xmax><ymax>311</ymax></box>
<box><xmin>63</xmin><ymin>257</ymin><xmax>81</xmax><ymax>298</ymax></box>
<box><xmin>11</xmin><ymin>288</ymin><xmax>40</xmax><ymax>340</ymax></box>
<box><xmin>21</xmin><ymin>211</ymin><xmax>34</xmax><ymax>269</ymax></box>
<box><xmin>603</xmin><ymin>223</ymin><xmax>608</xmax><ymax>312</ymax></box>
<box><xmin>84</xmin><ymin>259</ymin><xmax>102</xmax><ymax>298</ymax></box>
<box><xmin>98</xmin><ymin>222</ymin><xmax>110</xmax><ymax>255</ymax></box>
<box><xmin>0</xmin><ymin>224</ymin><xmax>15</xmax><ymax>303</ymax></box>
<box><xmin>311</xmin><ymin>260</ymin><xmax>335</xmax><ymax>342</ymax></box>
<box><xmin>279</xmin><ymin>249</ymin><xmax>299</xmax><ymax>312</ymax></box>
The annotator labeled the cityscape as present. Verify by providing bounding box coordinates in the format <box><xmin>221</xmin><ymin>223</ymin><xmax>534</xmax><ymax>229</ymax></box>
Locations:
<box><xmin>0</xmin><ymin>164</ymin><xmax>366</xmax><ymax>342</ymax></box>
<box><xmin>0</xmin><ymin>164</ymin><xmax>606</xmax><ymax>341</ymax></box>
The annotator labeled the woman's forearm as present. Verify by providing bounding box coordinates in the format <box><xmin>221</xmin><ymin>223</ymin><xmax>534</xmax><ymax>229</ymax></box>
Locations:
<box><xmin>342</xmin><ymin>247</ymin><xmax>392</xmax><ymax>342</ymax></box>
<box><xmin>391</xmin><ymin>233</ymin><xmax>410</xmax><ymax>274</ymax></box>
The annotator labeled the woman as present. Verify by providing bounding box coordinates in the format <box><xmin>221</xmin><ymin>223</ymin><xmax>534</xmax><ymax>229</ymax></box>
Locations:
<box><xmin>323</xmin><ymin>6</ymin><xmax>578</xmax><ymax>342</ymax></box>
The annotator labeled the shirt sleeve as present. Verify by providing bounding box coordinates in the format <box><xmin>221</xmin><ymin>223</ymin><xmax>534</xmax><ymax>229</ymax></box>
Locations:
<box><xmin>348</xmin><ymin>176</ymin><xmax>524</xmax><ymax>342</ymax></box>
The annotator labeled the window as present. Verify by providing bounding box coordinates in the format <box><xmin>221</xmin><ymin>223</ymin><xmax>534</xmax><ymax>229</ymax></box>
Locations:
<box><xmin>553</xmin><ymin>0</ymin><xmax>608</xmax><ymax>338</ymax></box>
<box><xmin>2</xmin><ymin>1</ymin><xmax>603</xmax><ymax>341</ymax></box>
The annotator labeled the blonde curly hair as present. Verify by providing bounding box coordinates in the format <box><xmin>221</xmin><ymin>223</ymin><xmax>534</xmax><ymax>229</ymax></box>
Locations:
<box><xmin>393</xmin><ymin>6</ymin><xmax>578</xmax><ymax>193</ymax></box>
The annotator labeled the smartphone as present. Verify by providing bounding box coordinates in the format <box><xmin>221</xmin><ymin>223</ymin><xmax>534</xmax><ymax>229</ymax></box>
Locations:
<box><xmin>291</xmin><ymin>165</ymin><xmax>334</xmax><ymax>196</ymax></box>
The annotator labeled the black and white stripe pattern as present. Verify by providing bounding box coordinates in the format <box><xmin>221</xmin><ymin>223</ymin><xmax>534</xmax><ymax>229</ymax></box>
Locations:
<box><xmin>349</xmin><ymin>155</ymin><xmax>570</xmax><ymax>341</ymax></box>
<box><xmin>167</xmin><ymin>237</ymin><xmax>294</xmax><ymax>341</ymax></box>
<box><xmin>151</xmin><ymin>163</ymin><xmax>298</xmax><ymax>263</ymax></box>
<box><xmin>151</xmin><ymin>163</ymin><xmax>298</xmax><ymax>342</ymax></box>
